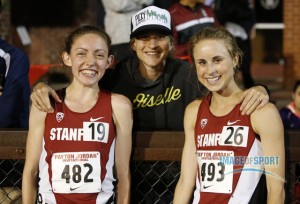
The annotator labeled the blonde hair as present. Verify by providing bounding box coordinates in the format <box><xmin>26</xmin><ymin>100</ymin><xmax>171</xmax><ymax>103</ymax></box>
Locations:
<box><xmin>189</xmin><ymin>27</ymin><xmax>243</xmax><ymax>69</ymax></box>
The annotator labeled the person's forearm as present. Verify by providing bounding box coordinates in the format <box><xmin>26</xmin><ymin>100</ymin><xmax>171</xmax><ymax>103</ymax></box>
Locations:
<box><xmin>267</xmin><ymin>189</ymin><xmax>285</xmax><ymax>204</ymax></box>
<box><xmin>22</xmin><ymin>175</ymin><xmax>38</xmax><ymax>204</ymax></box>
<box><xmin>116</xmin><ymin>173</ymin><xmax>131</xmax><ymax>204</ymax></box>
<box><xmin>173</xmin><ymin>179</ymin><xmax>194</xmax><ymax>204</ymax></box>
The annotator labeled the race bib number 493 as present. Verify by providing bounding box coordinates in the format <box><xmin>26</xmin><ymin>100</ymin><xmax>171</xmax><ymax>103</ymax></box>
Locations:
<box><xmin>197</xmin><ymin>150</ymin><xmax>234</xmax><ymax>194</ymax></box>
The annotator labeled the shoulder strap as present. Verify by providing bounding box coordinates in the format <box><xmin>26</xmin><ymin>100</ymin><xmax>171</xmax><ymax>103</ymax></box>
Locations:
<box><xmin>50</xmin><ymin>88</ymin><xmax>66</xmax><ymax>113</ymax></box>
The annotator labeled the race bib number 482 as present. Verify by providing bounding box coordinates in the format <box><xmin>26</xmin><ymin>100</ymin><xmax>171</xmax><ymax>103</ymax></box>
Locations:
<box><xmin>51</xmin><ymin>151</ymin><xmax>101</xmax><ymax>194</ymax></box>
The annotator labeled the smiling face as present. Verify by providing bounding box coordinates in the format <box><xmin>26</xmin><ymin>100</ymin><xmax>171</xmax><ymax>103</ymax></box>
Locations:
<box><xmin>193</xmin><ymin>39</ymin><xmax>238</xmax><ymax>93</ymax></box>
<box><xmin>131</xmin><ymin>31</ymin><xmax>173</xmax><ymax>71</ymax></box>
<box><xmin>62</xmin><ymin>33</ymin><xmax>112</xmax><ymax>88</ymax></box>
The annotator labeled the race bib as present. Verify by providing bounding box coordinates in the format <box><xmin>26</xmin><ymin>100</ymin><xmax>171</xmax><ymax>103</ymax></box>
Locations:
<box><xmin>197</xmin><ymin>150</ymin><xmax>234</xmax><ymax>194</ymax></box>
<box><xmin>83</xmin><ymin>122</ymin><xmax>109</xmax><ymax>143</ymax></box>
<box><xmin>219</xmin><ymin>126</ymin><xmax>249</xmax><ymax>147</ymax></box>
<box><xmin>51</xmin><ymin>151</ymin><xmax>101</xmax><ymax>193</ymax></box>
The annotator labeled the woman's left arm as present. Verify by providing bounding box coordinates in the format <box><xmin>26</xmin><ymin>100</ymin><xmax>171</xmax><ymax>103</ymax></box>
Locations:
<box><xmin>251</xmin><ymin>103</ymin><xmax>285</xmax><ymax>204</ymax></box>
<box><xmin>112</xmin><ymin>93</ymin><xmax>133</xmax><ymax>204</ymax></box>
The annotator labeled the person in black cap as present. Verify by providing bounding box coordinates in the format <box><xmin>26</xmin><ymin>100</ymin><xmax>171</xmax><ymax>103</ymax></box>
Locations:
<box><xmin>30</xmin><ymin>5</ymin><xmax>270</xmax><ymax>203</ymax></box>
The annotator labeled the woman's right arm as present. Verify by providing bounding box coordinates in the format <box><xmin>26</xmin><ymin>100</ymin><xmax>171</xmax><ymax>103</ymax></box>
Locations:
<box><xmin>173</xmin><ymin>100</ymin><xmax>200</xmax><ymax>204</ymax></box>
<box><xmin>31</xmin><ymin>82</ymin><xmax>61</xmax><ymax>113</ymax></box>
<box><xmin>22</xmin><ymin>105</ymin><xmax>47</xmax><ymax>203</ymax></box>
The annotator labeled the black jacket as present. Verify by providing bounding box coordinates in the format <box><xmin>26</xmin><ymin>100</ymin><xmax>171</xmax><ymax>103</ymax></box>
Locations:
<box><xmin>100</xmin><ymin>56</ymin><xmax>205</xmax><ymax>131</ymax></box>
